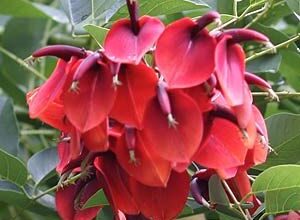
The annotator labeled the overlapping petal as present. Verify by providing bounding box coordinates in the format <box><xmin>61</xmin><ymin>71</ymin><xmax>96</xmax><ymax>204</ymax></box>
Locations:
<box><xmin>155</xmin><ymin>18</ymin><xmax>216</xmax><ymax>88</ymax></box>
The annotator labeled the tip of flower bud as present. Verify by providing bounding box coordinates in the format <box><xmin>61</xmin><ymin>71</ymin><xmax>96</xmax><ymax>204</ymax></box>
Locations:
<box><xmin>215</xmin><ymin>18</ymin><xmax>222</xmax><ymax>27</ymax></box>
<box><xmin>267</xmin><ymin>88</ymin><xmax>279</xmax><ymax>102</ymax></box>
<box><xmin>167</xmin><ymin>113</ymin><xmax>179</xmax><ymax>128</ymax></box>
<box><xmin>24</xmin><ymin>55</ymin><xmax>36</xmax><ymax>66</ymax></box>
<box><xmin>264</xmin><ymin>41</ymin><xmax>277</xmax><ymax>54</ymax></box>
<box><xmin>70</xmin><ymin>81</ymin><xmax>79</xmax><ymax>93</ymax></box>
<box><xmin>112</xmin><ymin>74</ymin><xmax>122</xmax><ymax>90</ymax></box>
<box><xmin>128</xmin><ymin>149</ymin><xmax>140</xmax><ymax>166</ymax></box>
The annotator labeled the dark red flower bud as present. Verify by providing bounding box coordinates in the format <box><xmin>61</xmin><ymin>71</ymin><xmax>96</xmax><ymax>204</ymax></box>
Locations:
<box><xmin>32</xmin><ymin>45</ymin><xmax>87</xmax><ymax>61</ymax></box>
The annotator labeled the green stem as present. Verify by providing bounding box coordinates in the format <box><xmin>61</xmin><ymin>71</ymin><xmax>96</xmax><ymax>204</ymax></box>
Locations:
<box><xmin>212</xmin><ymin>0</ymin><xmax>267</xmax><ymax>31</ymax></box>
<box><xmin>222</xmin><ymin>180</ymin><xmax>250</xmax><ymax>220</ymax></box>
<box><xmin>20</xmin><ymin>129</ymin><xmax>57</xmax><ymax>136</ymax></box>
<box><xmin>252</xmin><ymin>91</ymin><xmax>300</xmax><ymax>98</ymax></box>
<box><xmin>31</xmin><ymin>173</ymin><xmax>82</xmax><ymax>201</ymax></box>
<box><xmin>244</xmin><ymin>0</ymin><xmax>272</xmax><ymax>28</ymax></box>
<box><xmin>246</xmin><ymin>34</ymin><xmax>300</xmax><ymax>62</ymax></box>
<box><xmin>233</xmin><ymin>0</ymin><xmax>238</xmax><ymax>17</ymax></box>
<box><xmin>0</xmin><ymin>46</ymin><xmax>46</xmax><ymax>80</ymax></box>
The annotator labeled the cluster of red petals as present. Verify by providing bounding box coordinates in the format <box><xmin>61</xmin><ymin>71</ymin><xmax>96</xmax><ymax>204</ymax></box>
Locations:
<box><xmin>27</xmin><ymin>9</ymin><xmax>273</xmax><ymax>220</ymax></box>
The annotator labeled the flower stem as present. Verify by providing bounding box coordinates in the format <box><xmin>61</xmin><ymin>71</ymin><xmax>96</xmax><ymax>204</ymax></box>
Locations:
<box><xmin>246</xmin><ymin>34</ymin><xmax>300</xmax><ymax>62</ymax></box>
<box><xmin>0</xmin><ymin>46</ymin><xmax>46</xmax><ymax>80</ymax></box>
<box><xmin>244</xmin><ymin>0</ymin><xmax>272</xmax><ymax>28</ymax></box>
<box><xmin>222</xmin><ymin>180</ymin><xmax>250</xmax><ymax>220</ymax></box>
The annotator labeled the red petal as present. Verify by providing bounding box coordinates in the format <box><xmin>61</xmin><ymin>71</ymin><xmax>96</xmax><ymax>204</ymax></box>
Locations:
<box><xmin>37</xmin><ymin>100</ymin><xmax>69</xmax><ymax>131</ymax></box>
<box><xmin>64</xmin><ymin>66</ymin><xmax>116</xmax><ymax>132</ymax></box>
<box><xmin>56</xmin><ymin>141</ymin><xmax>71</xmax><ymax>174</ymax></box>
<box><xmin>193</xmin><ymin>118</ymin><xmax>248</xmax><ymax>169</ymax></box>
<box><xmin>94</xmin><ymin>155</ymin><xmax>139</xmax><ymax>215</ymax></box>
<box><xmin>56</xmin><ymin>179</ymin><xmax>101</xmax><ymax>220</ymax></box>
<box><xmin>27</xmin><ymin>59</ymin><xmax>68</xmax><ymax>118</ymax></box>
<box><xmin>128</xmin><ymin>171</ymin><xmax>190</xmax><ymax>220</ymax></box>
<box><xmin>227</xmin><ymin>170</ymin><xmax>252</xmax><ymax>202</ymax></box>
<box><xmin>141</xmin><ymin>90</ymin><xmax>203</xmax><ymax>163</ymax></box>
<box><xmin>113</xmin><ymin>133</ymin><xmax>172</xmax><ymax>187</ymax></box>
<box><xmin>110</xmin><ymin>64</ymin><xmax>158</xmax><ymax>129</ymax></box>
<box><xmin>184</xmin><ymin>84</ymin><xmax>213</xmax><ymax>112</ymax></box>
<box><xmin>104</xmin><ymin>16</ymin><xmax>164</xmax><ymax>64</ymax></box>
<box><xmin>215</xmin><ymin>36</ymin><xmax>245</xmax><ymax>106</ymax></box>
<box><xmin>82</xmin><ymin>119</ymin><xmax>109</xmax><ymax>152</ymax></box>
<box><xmin>155</xmin><ymin>18</ymin><xmax>216</xmax><ymax>88</ymax></box>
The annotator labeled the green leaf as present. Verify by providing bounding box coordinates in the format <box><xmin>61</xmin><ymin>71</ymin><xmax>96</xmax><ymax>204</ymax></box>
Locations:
<box><xmin>83</xmin><ymin>189</ymin><xmax>109</xmax><ymax>209</ymax></box>
<box><xmin>0</xmin><ymin>149</ymin><xmax>27</xmax><ymax>186</ymax></box>
<box><xmin>0</xmin><ymin>180</ymin><xmax>57</xmax><ymax>216</ymax></box>
<box><xmin>96</xmin><ymin>206</ymin><xmax>114</xmax><ymax>220</ymax></box>
<box><xmin>286</xmin><ymin>0</ymin><xmax>300</xmax><ymax>14</ymax></box>
<box><xmin>279</xmin><ymin>50</ymin><xmax>300</xmax><ymax>90</ymax></box>
<box><xmin>252</xmin><ymin>165</ymin><xmax>300</xmax><ymax>215</ymax></box>
<box><xmin>246</xmin><ymin>54</ymin><xmax>282</xmax><ymax>74</ymax></box>
<box><xmin>208</xmin><ymin>175</ymin><xmax>230</xmax><ymax>206</ymax></box>
<box><xmin>252</xmin><ymin>165</ymin><xmax>300</xmax><ymax>193</ymax></box>
<box><xmin>252</xmin><ymin>23</ymin><xmax>298</xmax><ymax>52</ymax></box>
<box><xmin>1</xmin><ymin>18</ymin><xmax>47</xmax><ymax>86</ymax></box>
<box><xmin>27</xmin><ymin>147</ymin><xmax>58</xmax><ymax>186</ymax></box>
<box><xmin>256</xmin><ymin>113</ymin><xmax>300</xmax><ymax>170</ymax></box>
<box><xmin>0</xmin><ymin>0</ymin><xmax>68</xmax><ymax>23</ymax></box>
<box><xmin>0</xmin><ymin>71</ymin><xmax>26</xmax><ymax>106</ymax></box>
<box><xmin>0</xmin><ymin>96</ymin><xmax>19</xmax><ymax>156</ymax></box>
<box><xmin>84</xmin><ymin>24</ymin><xmax>109</xmax><ymax>47</ymax></box>
<box><xmin>111</xmin><ymin>0</ymin><xmax>209</xmax><ymax>21</ymax></box>
<box><xmin>60</xmin><ymin>0</ymin><xmax>125</xmax><ymax>25</ymax></box>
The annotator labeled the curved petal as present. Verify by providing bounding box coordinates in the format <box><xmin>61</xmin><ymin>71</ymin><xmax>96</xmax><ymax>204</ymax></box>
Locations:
<box><xmin>215</xmin><ymin>36</ymin><xmax>245</xmax><ymax>106</ymax></box>
<box><xmin>64</xmin><ymin>66</ymin><xmax>116</xmax><ymax>132</ymax></box>
<box><xmin>56</xmin><ymin>179</ymin><xmax>102</xmax><ymax>220</ymax></box>
<box><xmin>27</xmin><ymin>59</ymin><xmax>68</xmax><ymax>118</ymax></box>
<box><xmin>128</xmin><ymin>171</ymin><xmax>190</xmax><ymax>220</ymax></box>
<box><xmin>82</xmin><ymin>119</ymin><xmax>109</xmax><ymax>152</ymax></box>
<box><xmin>94</xmin><ymin>155</ymin><xmax>139</xmax><ymax>215</ymax></box>
<box><xmin>155</xmin><ymin>18</ymin><xmax>216</xmax><ymax>88</ymax></box>
<box><xmin>110</xmin><ymin>64</ymin><xmax>158</xmax><ymax>129</ymax></box>
<box><xmin>141</xmin><ymin>90</ymin><xmax>203</xmax><ymax>163</ymax></box>
<box><xmin>113</xmin><ymin>133</ymin><xmax>172</xmax><ymax>187</ymax></box>
<box><xmin>193</xmin><ymin>118</ymin><xmax>248</xmax><ymax>169</ymax></box>
<box><xmin>104</xmin><ymin>16</ymin><xmax>164</xmax><ymax>64</ymax></box>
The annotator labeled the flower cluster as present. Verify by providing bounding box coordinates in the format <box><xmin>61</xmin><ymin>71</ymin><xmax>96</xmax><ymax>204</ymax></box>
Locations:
<box><xmin>27</xmin><ymin>1</ymin><xmax>275</xmax><ymax>219</ymax></box>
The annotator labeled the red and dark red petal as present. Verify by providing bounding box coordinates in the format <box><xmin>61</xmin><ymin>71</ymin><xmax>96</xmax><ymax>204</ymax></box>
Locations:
<box><xmin>110</xmin><ymin>64</ymin><xmax>158</xmax><ymax>129</ymax></box>
<box><xmin>184</xmin><ymin>84</ymin><xmax>213</xmax><ymax>112</ymax></box>
<box><xmin>141</xmin><ymin>90</ymin><xmax>203</xmax><ymax>163</ymax></box>
<box><xmin>128</xmin><ymin>171</ymin><xmax>190</xmax><ymax>220</ymax></box>
<box><xmin>113</xmin><ymin>133</ymin><xmax>172</xmax><ymax>187</ymax></box>
<box><xmin>193</xmin><ymin>117</ymin><xmax>248</xmax><ymax>169</ymax></box>
<box><xmin>63</xmin><ymin>66</ymin><xmax>116</xmax><ymax>132</ymax></box>
<box><xmin>82</xmin><ymin>119</ymin><xmax>109</xmax><ymax>152</ymax></box>
<box><xmin>215</xmin><ymin>35</ymin><xmax>245</xmax><ymax>106</ymax></box>
<box><xmin>155</xmin><ymin>17</ymin><xmax>216</xmax><ymax>88</ymax></box>
<box><xmin>104</xmin><ymin>16</ymin><xmax>164</xmax><ymax>64</ymax></box>
<box><xmin>94</xmin><ymin>155</ymin><xmax>139</xmax><ymax>215</ymax></box>
<box><xmin>56</xmin><ymin>179</ymin><xmax>102</xmax><ymax>220</ymax></box>
<box><xmin>27</xmin><ymin>59</ymin><xmax>68</xmax><ymax>118</ymax></box>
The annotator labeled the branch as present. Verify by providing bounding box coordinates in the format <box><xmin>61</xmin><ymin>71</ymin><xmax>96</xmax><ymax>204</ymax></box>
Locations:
<box><xmin>246</xmin><ymin>34</ymin><xmax>300</xmax><ymax>62</ymax></box>
<box><xmin>252</xmin><ymin>91</ymin><xmax>300</xmax><ymax>98</ymax></box>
